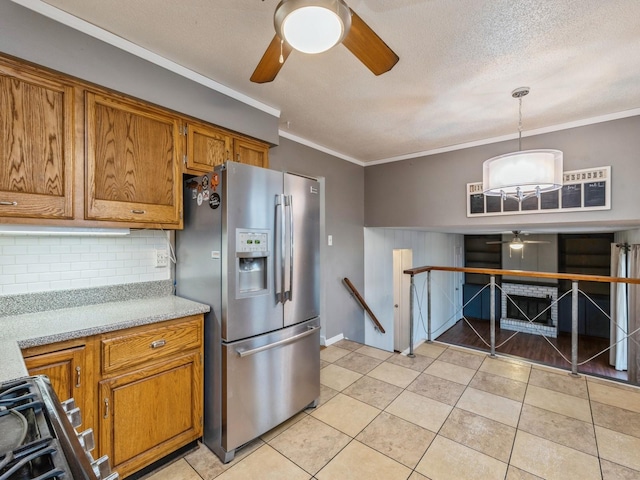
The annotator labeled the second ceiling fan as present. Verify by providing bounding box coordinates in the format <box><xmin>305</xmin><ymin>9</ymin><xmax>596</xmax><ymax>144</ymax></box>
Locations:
<box><xmin>487</xmin><ymin>231</ymin><xmax>550</xmax><ymax>257</ymax></box>
<box><xmin>251</xmin><ymin>0</ymin><xmax>399</xmax><ymax>83</ymax></box>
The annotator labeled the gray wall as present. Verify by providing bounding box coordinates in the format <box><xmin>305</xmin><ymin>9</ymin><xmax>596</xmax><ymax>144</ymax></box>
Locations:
<box><xmin>0</xmin><ymin>0</ymin><xmax>278</xmax><ymax>145</ymax></box>
<box><xmin>365</xmin><ymin>116</ymin><xmax>640</xmax><ymax>232</ymax></box>
<box><xmin>270</xmin><ymin>139</ymin><xmax>366</xmax><ymax>342</ymax></box>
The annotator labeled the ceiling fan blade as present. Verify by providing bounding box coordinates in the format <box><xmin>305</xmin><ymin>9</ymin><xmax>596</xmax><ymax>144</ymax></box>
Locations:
<box><xmin>523</xmin><ymin>240</ymin><xmax>551</xmax><ymax>244</ymax></box>
<box><xmin>250</xmin><ymin>35</ymin><xmax>293</xmax><ymax>83</ymax></box>
<box><xmin>486</xmin><ymin>241</ymin><xmax>509</xmax><ymax>245</ymax></box>
<box><xmin>342</xmin><ymin>9</ymin><xmax>399</xmax><ymax>76</ymax></box>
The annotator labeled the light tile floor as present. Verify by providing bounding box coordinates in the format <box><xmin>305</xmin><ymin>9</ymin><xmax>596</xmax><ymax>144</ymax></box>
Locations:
<box><xmin>143</xmin><ymin>340</ymin><xmax>640</xmax><ymax>480</ymax></box>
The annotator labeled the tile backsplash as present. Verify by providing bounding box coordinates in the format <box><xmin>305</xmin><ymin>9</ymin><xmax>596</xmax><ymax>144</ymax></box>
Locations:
<box><xmin>0</xmin><ymin>229</ymin><xmax>171</xmax><ymax>295</ymax></box>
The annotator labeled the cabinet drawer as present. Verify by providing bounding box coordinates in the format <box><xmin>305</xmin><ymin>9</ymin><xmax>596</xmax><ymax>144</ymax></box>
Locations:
<box><xmin>101</xmin><ymin>316</ymin><xmax>202</xmax><ymax>374</ymax></box>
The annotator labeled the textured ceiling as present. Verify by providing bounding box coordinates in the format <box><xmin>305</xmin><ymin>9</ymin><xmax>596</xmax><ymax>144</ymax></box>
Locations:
<box><xmin>32</xmin><ymin>0</ymin><xmax>640</xmax><ymax>163</ymax></box>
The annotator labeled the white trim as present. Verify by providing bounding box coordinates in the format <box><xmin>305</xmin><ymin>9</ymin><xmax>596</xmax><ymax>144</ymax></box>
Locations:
<box><xmin>322</xmin><ymin>333</ymin><xmax>344</xmax><ymax>346</ymax></box>
<box><xmin>400</xmin><ymin>337</ymin><xmax>426</xmax><ymax>356</ymax></box>
<box><xmin>365</xmin><ymin>108</ymin><xmax>640</xmax><ymax>166</ymax></box>
<box><xmin>11</xmin><ymin>0</ymin><xmax>281</xmax><ymax>118</ymax></box>
<box><xmin>278</xmin><ymin>130</ymin><xmax>364</xmax><ymax>166</ymax></box>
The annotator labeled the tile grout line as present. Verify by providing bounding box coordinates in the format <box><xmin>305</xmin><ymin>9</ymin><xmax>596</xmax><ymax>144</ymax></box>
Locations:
<box><xmin>185</xmin><ymin>342</ymin><xmax>640</xmax><ymax>480</ymax></box>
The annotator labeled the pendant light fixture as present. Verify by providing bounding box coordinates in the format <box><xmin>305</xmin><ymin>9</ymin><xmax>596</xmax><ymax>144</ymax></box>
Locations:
<box><xmin>482</xmin><ymin>87</ymin><xmax>563</xmax><ymax>202</ymax></box>
<box><xmin>274</xmin><ymin>0</ymin><xmax>352</xmax><ymax>54</ymax></box>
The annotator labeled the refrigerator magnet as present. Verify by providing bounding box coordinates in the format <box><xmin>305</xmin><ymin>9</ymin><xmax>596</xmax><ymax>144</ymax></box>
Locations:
<box><xmin>209</xmin><ymin>193</ymin><xmax>221</xmax><ymax>209</ymax></box>
<box><xmin>197</xmin><ymin>192</ymin><xmax>203</xmax><ymax>206</ymax></box>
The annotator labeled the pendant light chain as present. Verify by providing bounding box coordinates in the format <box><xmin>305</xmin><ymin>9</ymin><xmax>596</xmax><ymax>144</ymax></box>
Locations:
<box><xmin>518</xmin><ymin>95</ymin><xmax>523</xmax><ymax>151</ymax></box>
<box><xmin>512</xmin><ymin>86</ymin><xmax>529</xmax><ymax>152</ymax></box>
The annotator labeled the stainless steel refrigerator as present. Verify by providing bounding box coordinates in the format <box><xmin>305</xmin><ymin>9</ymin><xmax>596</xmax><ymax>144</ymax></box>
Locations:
<box><xmin>176</xmin><ymin>161</ymin><xmax>320</xmax><ymax>463</ymax></box>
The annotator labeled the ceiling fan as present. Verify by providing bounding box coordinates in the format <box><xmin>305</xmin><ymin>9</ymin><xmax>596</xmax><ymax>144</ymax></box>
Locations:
<box><xmin>486</xmin><ymin>231</ymin><xmax>550</xmax><ymax>257</ymax></box>
<box><xmin>251</xmin><ymin>0</ymin><xmax>399</xmax><ymax>83</ymax></box>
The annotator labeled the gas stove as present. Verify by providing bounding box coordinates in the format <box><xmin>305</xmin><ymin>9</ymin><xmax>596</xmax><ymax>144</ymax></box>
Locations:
<box><xmin>0</xmin><ymin>376</ymin><xmax>118</xmax><ymax>480</ymax></box>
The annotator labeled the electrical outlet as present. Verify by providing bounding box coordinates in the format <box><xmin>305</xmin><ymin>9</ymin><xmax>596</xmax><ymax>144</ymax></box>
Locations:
<box><xmin>155</xmin><ymin>249</ymin><xmax>169</xmax><ymax>267</ymax></box>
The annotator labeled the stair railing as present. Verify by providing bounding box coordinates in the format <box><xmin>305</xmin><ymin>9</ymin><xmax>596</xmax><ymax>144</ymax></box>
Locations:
<box><xmin>343</xmin><ymin>277</ymin><xmax>386</xmax><ymax>334</ymax></box>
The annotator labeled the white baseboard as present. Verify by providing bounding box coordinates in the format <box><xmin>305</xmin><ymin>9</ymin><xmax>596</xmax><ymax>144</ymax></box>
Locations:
<box><xmin>400</xmin><ymin>337</ymin><xmax>426</xmax><ymax>356</ymax></box>
<box><xmin>322</xmin><ymin>333</ymin><xmax>344</xmax><ymax>347</ymax></box>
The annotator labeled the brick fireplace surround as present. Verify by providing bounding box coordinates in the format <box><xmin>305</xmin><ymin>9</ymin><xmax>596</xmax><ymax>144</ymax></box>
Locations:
<box><xmin>500</xmin><ymin>282</ymin><xmax>559</xmax><ymax>338</ymax></box>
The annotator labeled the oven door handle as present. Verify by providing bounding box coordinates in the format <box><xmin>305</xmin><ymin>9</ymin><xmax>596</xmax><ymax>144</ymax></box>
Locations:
<box><xmin>236</xmin><ymin>326</ymin><xmax>319</xmax><ymax>358</ymax></box>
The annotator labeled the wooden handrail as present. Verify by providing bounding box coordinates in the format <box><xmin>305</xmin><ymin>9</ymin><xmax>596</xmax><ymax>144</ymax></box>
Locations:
<box><xmin>403</xmin><ymin>265</ymin><xmax>640</xmax><ymax>285</ymax></box>
<box><xmin>343</xmin><ymin>277</ymin><xmax>386</xmax><ymax>334</ymax></box>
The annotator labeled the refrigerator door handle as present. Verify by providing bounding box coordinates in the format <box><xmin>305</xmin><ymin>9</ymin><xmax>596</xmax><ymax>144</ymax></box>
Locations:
<box><xmin>275</xmin><ymin>194</ymin><xmax>285</xmax><ymax>304</ymax></box>
<box><xmin>236</xmin><ymin>326</ymin><xmax>320</xmax><ymax>357</ymax></box>
<box><xmin>285</xmin><ymin>194</ymin><xmax>294</xmax><ymax>302</ymax></box>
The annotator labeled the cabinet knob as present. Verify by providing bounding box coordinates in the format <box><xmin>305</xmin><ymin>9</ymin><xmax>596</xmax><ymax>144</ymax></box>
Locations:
<box><xmin>103</xmin><ymin>397</ymin><xmax>110</xmax><ymax>419</ymax></box>
<box><xmin>131</xmin><ymin>209</ymin><xmax>146</xmax><ymax>214</ymax></box>
<box><xmin>0</xmin><ymin>201</ymin><xmax>18</xmax><ymax>206</ymax></box>
<box><xmin>150</xmin><ymin>339</ymin><xmax>166</xmax><ymax>349</ymax></box>
<box><xmin>76</xmin><ymin>365</ymin><xmax>82</xmax><ymax>388</ymax></box>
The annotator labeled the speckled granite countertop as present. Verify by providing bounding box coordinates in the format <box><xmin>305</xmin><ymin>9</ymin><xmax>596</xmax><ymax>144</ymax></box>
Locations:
<box><xmin>0</xmin><ymin>293</ymin><xmax>209</xmax><ymax>383</ymax></box>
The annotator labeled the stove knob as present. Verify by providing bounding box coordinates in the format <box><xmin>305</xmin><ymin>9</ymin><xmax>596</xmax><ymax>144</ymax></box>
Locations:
<box><xmin>60</xmin><ymin>398</ymin><xmax>77</xmax><ymax>412</ymax></box>
<box><xmin>77</xmin><ymin>428</ymin><xmax>95</xmax><ymax>452</ymax></box>
<box><xmin>65</xmin><ymin>406</ymin><xmax>82</xmax><ymax>428</ymax></box>
<box><xmin>91</xmin><ymin>455</ymin><xmax>113</xmax><ymax>479</ymax></box>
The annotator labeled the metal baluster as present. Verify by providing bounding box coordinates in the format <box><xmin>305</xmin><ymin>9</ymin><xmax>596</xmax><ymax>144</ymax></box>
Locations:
<box><xmin>427</xmin><ymin>270</ymin><xmax>432</xmax><ymax>343</ymax></box>
<box><xmin>408</xmin><ymin>274</ymin><xmax>415</xmax><ymax>358</ymax></box>
<box><xmin>490</xmin><ymin>275</ymin><xmax>496</xmax><ymax>357</ymax></box>
<box><xmin>571</xmin><ymin>281</ymin><xmax>579</xmax><ymax>376</ymax></box>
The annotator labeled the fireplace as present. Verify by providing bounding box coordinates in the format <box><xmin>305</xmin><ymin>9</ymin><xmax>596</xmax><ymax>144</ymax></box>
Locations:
<box><xmin>501</xmin><ymin>282</ymin><xmax>558</xmax><ymax>337</ymax></box>
<box><xmin>506</xmin><ymin>294</ymin><xmax>552</xmax><ymax>325</ymax></box>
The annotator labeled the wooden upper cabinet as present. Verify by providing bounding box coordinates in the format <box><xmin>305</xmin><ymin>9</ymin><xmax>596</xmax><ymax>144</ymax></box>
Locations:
<box><xmin>0</xmin><ymin>61</ymin><xmax>74</xmax><ymax>219</ymax></box>
<box><xmin>233</xmin><ymin>137</ymin><xmax>269</xmax><ymax>168</ymax></box>
<box><xmin>184</xmin><ymin>121</ymin><xmax>231</xmax><ymax>173</ymax></box>
<box><xmin>85</xmin><ymin>91</ymin><xmax>182</xmax><ymax>226</ymax></box>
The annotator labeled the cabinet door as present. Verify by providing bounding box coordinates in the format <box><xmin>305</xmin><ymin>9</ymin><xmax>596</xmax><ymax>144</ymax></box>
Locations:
<box><xmin>23</xmin><ymin>345</ymin><xmax>86</xmax><ymax>414</ymax></box>
<box><xmin>98</xmin><ymin>353</ymin><xmax>202</xmax><ymax>478</ymax></box>
<box><xmin>85</xmin><ymin>91</ymin><xmax>182</xmax><ymax>226</ymax></box>
<box><xmin>0</xmin><ymin>61</ymin><xmax>74</xmax><ymax>219</ymax></box>
<box><xmin>233</xmin><ymin>137</ymin><xmax>269</xmax><ymax>168</ymax></box>
<box><xmin>185</xmin><ymin>122</ymin><xmax>230</xmax><ymax>173</ymax></box>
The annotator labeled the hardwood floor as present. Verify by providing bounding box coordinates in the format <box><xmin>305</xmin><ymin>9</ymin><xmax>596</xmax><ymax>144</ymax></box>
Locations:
<box><xmin>437</xmin><ymin>318</ymin><xmax>628</xmax><ymax>381</ymax></box>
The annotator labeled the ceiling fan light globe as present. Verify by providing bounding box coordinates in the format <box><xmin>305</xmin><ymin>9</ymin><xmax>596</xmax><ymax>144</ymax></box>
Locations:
<box><xmin>509</xmin><ymin>242</ymin><xmax>524</xmax><ymax>250</ymax></box>
<box><xmin>275</xmin><ymin>0</ymin><xmax>352</xmax><ymax>54</ymax></box>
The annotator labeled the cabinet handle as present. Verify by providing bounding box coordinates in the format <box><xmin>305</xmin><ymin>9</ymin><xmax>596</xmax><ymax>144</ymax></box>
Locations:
<box><xmin>236</xmin><ymin>153</ymin><xmax>240</xmax><ymax>162</ymax></box>
<box><xmin>131</xmin><ymin>209</ymin><xmax>146</xmax><ymax>214</ymax></box>
<box><xmin>75</xmin><ymin>366</ymin><xmax>81</xmax><ymax>388</ymax></box>
<box><xmin>0</xmin><ymin>201</ymin><xmax>18</xmax><ymax>206</ymax></box>
<box><xmin>103</xmin><ymin>398</ymin><xmax>109</xmax><ymax>419</ymax></box>
<box><xmin>150</xmin><ymin>339</ymin><xmax>166</xmax><ymax>349</ymax></box>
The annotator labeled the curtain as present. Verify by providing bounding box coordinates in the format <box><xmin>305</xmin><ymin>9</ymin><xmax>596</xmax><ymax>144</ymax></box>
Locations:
<box><xmin>610</xmin><ymin>244</ymin><xmax>628</xmax><ymax>370</ymax></box>
<box><xmin>628</xmin><ymin>245</ymin><xmax>640</xmax><ymax>385</ymax></box>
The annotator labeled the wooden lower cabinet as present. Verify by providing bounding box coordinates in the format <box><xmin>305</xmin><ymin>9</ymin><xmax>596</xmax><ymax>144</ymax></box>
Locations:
<box><xmin>98</xmin><ymin>352</ymin><xmax>202</xmax><ymax>477</ymax></box>
<box><xmin>20</xmin><ymin>314</ymin><xmax>204</xmax><ymax>479</ymax></box>
<box><xmin>22</xmin><ymin>340</ymin><xmax>92</xmax><ymax>431</ymax></box>
<box><xmin>97</xmin><ymin>315</ymin><xmax>204</xmax><ymax>478</ymax></box>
